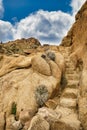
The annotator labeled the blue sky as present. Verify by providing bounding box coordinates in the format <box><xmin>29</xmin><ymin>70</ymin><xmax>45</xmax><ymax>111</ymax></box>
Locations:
<box><xmin>0</xmin><ymin>0</ymin><xmax>86</xmax><ymax>44</ymax></box>
<box><xmin>3</xmin><ymin>0</ymin><xmax>71</xmax><ymax>22</ymax></box>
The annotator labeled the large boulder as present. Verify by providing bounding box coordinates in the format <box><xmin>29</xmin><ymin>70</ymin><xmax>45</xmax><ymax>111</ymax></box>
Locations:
<box><xmin>0</xmin><ymin>55</ymin><xmax>32</xmax><ymax>77</ymax></box>
<box><xmin>55</xmin><ymin>52</ymin><xmax>65</xmax><ymax>72</ymax></box>
<box><xmin>31</xmin><ymin>55</ymin><xmax>51</xmax><ymax>76</ymax></box>
<box><xmin>28</xmin><ymin>115</ymin><xmax>50</xmax><ymax>130</ymax></box>
<box><xmin>48</xmin><ymin>60</ymin><xmax>61</xmax><ymax>79</ymax></box>
<box><xmin>37</xmin><ymin>107</ymin><xmax>61</xmax><ymax>123</ymax></box>
<box><xmin>0</xmin><ymin>51</ymin><xmax>64</xmax><ymax>129</ymax></box>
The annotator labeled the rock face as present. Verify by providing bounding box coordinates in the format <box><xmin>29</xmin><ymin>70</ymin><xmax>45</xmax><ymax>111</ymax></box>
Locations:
<box><xmin>61</xmin><ymin>1</ymin><xmax>87</xmax><ymax>130</ymax></box>
<box><xmin>0</xmin><ymin>44</ymin><xmax>65</xmax><ymax>129</ymax></box>
<box><xmin>0</xmin><ymin>1</ymin><xmax>87</xmax><ymax>130</ymax></box>
<box><xmin>0</xmin><ymin>37</ymin><xmax>41</xmax><ymax>55</ymax></box>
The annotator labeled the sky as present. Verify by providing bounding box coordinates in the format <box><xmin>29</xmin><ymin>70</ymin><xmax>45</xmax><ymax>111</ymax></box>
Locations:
<box><xmin>0</xmin><ymin>0</ymin><xmax>86</xmax><ymax>44</ymax></box>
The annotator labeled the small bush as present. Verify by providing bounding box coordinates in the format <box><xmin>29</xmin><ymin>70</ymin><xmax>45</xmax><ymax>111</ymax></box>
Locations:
<box><xmin>11</xmin><ymin>102</ymin><xmax>17</xmax><ymax>115</ymax></box>
<box><xmin>46</xmin><ymin>51</ymin><xmax>55</xmax><ymax>61</ymax></box>
<box><xmin>35</xmin><ymin>85</ymin><xmax>48</xmax><ymax>107</ymax></box>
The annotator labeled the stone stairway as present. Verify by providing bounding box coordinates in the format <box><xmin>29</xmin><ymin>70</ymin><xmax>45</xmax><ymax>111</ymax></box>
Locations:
<box><xmin>53</xmin><ymin>46</ymin><xmax>81</xmax><ymax>130</ymax></box>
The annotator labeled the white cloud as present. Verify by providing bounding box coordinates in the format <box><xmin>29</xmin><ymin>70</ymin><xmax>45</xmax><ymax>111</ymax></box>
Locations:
<box><xmin>70</xmin><ymin>0</ymin><xmax>86</xmax><ymax>15</ymax></box>
<box><xmin>13</xmin><ymin>10</ymin><xmax>74</xmax><ymax>44</ymax></box>
<box><xmin>0</xmin><ymin>0</ymin><xmax>4</xmax><ymax>18</ymax></box>
<box><xmin>0</xmin><ymin>0</ymin><xmax>86</xmax><ymax>44</ymax></box>
<box><xmin>0</xmin><ymin>20</ymin><xmax>14</xmax><ymax>42</ymax></box>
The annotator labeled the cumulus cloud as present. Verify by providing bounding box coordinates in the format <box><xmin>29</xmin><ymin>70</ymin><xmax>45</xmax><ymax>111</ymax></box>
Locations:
<box><xmin>0</xmin><ymin>0</ymin><xmax>4</xmax><ymax>18</ymax></box>
<box><xmin>70</xmin><ymin>0</ymin><xmax>86</xmax><ymax>15</ymax></box>
<box><xmin>0</xmin><ymin>0</ymin><xmax>86</xmax><ymax>44</ymax></box>
<box><xmin>13</xmin><ymin>10</ymin><xmax>74</xmax><ymax>44</ymax></box>
<box><xmin>0</xmin><ymin>20</ymin><xmax>14</xmax><ymax>42</ymax></box>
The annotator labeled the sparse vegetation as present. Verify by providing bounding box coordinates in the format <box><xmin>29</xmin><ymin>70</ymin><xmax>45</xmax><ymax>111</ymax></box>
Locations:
<box><xmin>11</xmin><ymin>102</ymin><xmax>17</xmax><ymax>115</ymax></box>
<box><xmin>46</xmin><ymin>51</ymin><xmax>55</xmax><ymax>61</ymax></box>
<box><xmin>35</xmin><ymin>85</ymin><xmax>48</xmax><ymax>107</ymax></box>
<box><xmin>30</xmin><ymin>44</ymin><xmax>38</xmax><ymax>49</ymax></box>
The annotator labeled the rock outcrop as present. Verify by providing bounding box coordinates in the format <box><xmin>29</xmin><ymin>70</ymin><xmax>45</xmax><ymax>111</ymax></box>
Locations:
<box><xmin>0</xmin><ymin>1</ymin><xmax>87</xmax><ymax>130</ymax></box>
<box><xmin>0</xmin><ymin>37</ymin><xmax>41</xmax><ymax>55</ymax></box>
<box><xmin>0</xmin><ymin>46</ymin><xmax>65</xmax><ymax>129</ymax></box>
<box><xmin>61</xmin><ymin>1</ymin><xmax>87</xmax><ymax>130</ymax></box>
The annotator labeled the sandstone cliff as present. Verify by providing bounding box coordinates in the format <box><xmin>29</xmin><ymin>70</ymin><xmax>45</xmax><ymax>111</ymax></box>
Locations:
<box><xmin>0</xmin><ymin>1</ymin><xmax>87</xmax><ymax>130</ymax></box>
<box><xmin>61</xmin><ymin>1</ymin><xmax>87</xmax><ymax>130</ymax></box>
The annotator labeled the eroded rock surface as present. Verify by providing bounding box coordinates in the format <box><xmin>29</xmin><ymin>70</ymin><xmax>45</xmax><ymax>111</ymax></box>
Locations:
<box><xmin>61</xmin><ymin>1</ymin><xmax>87</xmax><ymax>129</ymax></box>
<box><xmin>0</xmin><ymin>47</ymin><xmax>64</xmax><ymax>130</ymax></box>
<box><xmin>0</xmin><ymin>1</ymin><xmax>87</xmax><ymax>130</ymax></box>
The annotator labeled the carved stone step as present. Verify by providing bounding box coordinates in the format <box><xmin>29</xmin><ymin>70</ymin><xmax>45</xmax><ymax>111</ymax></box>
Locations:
<box><xmin>51</xmin><ymin>114</ymin><xmax>81</xmax><ymax>130</ymax></box>
<box><xmin>62</xmin><ymin>88</ymin><xmax>78</xmax><ymax>99</ymax></box>
<box><xmin>68</xmin><ymin>80</ymin><xmax>79</xmax><ymax>86</ymax></box>
<box><xmin>65</xmin><ymin>70</ymin><xmax>77</xmax><ymax>74</ymax></box>
<box><xmin>60</xmin><ymin>98</ymin><xmax>77</xmax><ymax>108</ymax></box>
<box><xmin>65</xmin><ymin>75</ymin><xmax>79</xmax><ymax>80</ymax></box>
<box><xmin>66</xmin><ymin>68</ymin><xmax>75</xmax><ymax>72</ymax></box>
<box><xmin>55</xmin><ymin>106</ymin><xmax>74</xmax><ymax>117</ymax></box>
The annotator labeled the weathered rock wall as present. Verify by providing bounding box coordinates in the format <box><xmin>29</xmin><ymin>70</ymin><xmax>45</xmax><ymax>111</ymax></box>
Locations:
<box><xmin>61</xmin><ymin>1</ymin><xmax>87</xmax><ymax>129</ymax></box>
<box><xmin>0</xmin><ymin>49</ymin><xmax>65</xmax><ymax>130</ymax></box>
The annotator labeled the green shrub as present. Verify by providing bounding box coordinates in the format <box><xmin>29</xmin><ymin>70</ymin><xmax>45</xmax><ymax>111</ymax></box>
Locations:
<box><xmin>46</xmin><ymin>51</ymin><xmax>55</xmax><ymax>61</ymax></box>
<box><xmin>35</xmin><ymin>85</ymin><xmax>48</xmax><ymax>107</ymax></box>
<box><xmin>11</xmin><ymin>102</ymin><xmax>17</xmax><ymax>115</ymax></box>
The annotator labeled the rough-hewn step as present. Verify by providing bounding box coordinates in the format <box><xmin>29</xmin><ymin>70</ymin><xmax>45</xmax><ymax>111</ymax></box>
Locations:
<box><xmin>68</xmin><ymin>80</ymin><xmax>79</xmax><ymax>86</ymax></box>
<box><xmin>65</xmin><ymin>62</ymin><xmax>74</xmax><ymax>66</ymax></box>
<box><xmin>65</xmin><ymin>70</ymin><xmax>77</xmax><ymax>74</ymax></box>
<box><xmin>57</xmin><ymin>47</ymin><xmax>81</xmax><ymax>130</ymax></box>
<box><xmin>62</xmin><ymin>88</ymin><xmax>78</xmax><ymax>99</ymax></box>
<box><xmin>60</xmin><ymin>97</ymin><xmax>77</xmax><ymax>108</ymax></box>
<box><xmin>67</xmin><ymin>81</ymin><xmax>79</xmax><ymax>89</ymax></box>
<box><xmin>65</xmin><ymin>59</ymin><xmax>72</xmax><ymax>62</ymax></box>
<box><xmin>60</xmin><ymin>52</ymin><xmax>70</xmax><ymax>55</ymax></box>
<box><xmin>51</xmin><ymin>114</ymin><xmax>81</xmax><ymax>130</ymax></box>
<box><xmin>65</xmin><ymin>68</ymin><xmax>75</xmax><ymax>72</ymax></box>
<box><xmin>65</xmin><ymin>73</ymin><xmax>79</xmax><ymax>77</ymax></box>
<box><xmin>55</xmin><ymin>106</ymin><xmax>74</xmax><ymax>117</ymax></box>
<box><xmin>66</xmin><ymin>84</ymin><xmax>78</xmax><ymax>89</ymax></box>
<box><xmin>65</xmin><ymin>74</ymin><xmax>79</xmax><ymax>80</ymax></box>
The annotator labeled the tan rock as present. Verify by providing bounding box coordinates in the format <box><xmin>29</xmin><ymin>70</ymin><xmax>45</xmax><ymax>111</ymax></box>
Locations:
<box><xmin>51</xmin><ymin>114</ymin><xmax>80</xmax><ymax>130</ymax></box>
<box><xmin>0</xmin><ymin>112</ymin><xmax>5</xmax><ymax>130</ymax></box>
<box><xmin>31</xmin><ymin>55</ymin><xmax>51</xmax><ymax>76</ymax></box>
<box><xmin>60</xmin><ymin>97</ymin><xmax>77</xmax><ymax>108</ymax></box>
<box><xmin>49</xmin><ymin>60</ymin><xmax>61</xmax><ymax>79</ymax></box>
<box><xmin>79</xmin><ymin>69</ymin><xmax>87</xmax><ymax>130</ymax></box>
<box><xmin>12</xmin><ymin>120</ymin><xmax>23</xmax><ymax>130</ymax></box>
<box><xmin>37</xmin><ymin>107</ymin><xmax>61</xmax><ymax>123</ymax></box>
<box><xmin>23</xmin><ymin>120</ymin><xmax>31</xmax><ymax>130</ymax></box>
<box><xmin>0</xmin><ymin>52</ymin><xmax>61</xmax><ymax>121</ymax></box>
<box><xmin>79</xmin><ymin>97</ymin><xmax>87</xmax><ymax>130</ymax></box>
<box><xmin>45</xmin><ymin>99</ymin><xmax>58</xmax><ymax>109</ymax></box>
<box><xmin>19</xmin><ymin>109</ymin><xmax>36</xmax><ymax>124</ymax></box>
<box><xmin>6</xmin><ymin>115</ymin><xmax>15</xmax><ymax>130</ymax></box>
<box><xmin>0</xmin><ymin>55</ymin><xmax>32</xmax><ymax>77</ymax></box>
<box><xmin>28</xmin><ymin>115</ymin><xmax>50</xmax><ymax>130</ymax></box>
<box><xmin>55</xmin><ymin>52</ymin><xmax>65</xmax><ymax>72</ymax></box>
